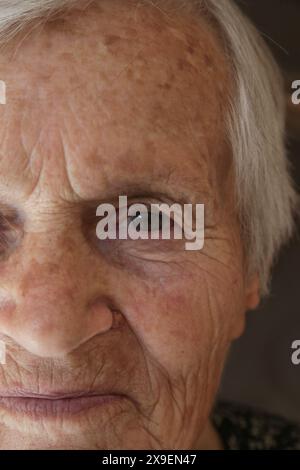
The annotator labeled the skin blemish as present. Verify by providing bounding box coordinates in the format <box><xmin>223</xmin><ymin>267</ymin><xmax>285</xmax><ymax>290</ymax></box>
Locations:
<box><xmin>59</xmin><ymin>52</ymin><xmax>75</xmax><ymax>63</ymax></box>
<box><xmin>103</xmin><ymin>34</ymin><xmax>122</xmax><ymax>46</ymax></box>
<box><xmin>187</xmin><ymin>45</ymin><xmax>195</xmax><ymax>55</ymax></box>
<box><xmin>177</xmin><ymin>57</ymin><xmax>197</xmax><ymax>73</ymax></box>
<box><xmin>158</xmin><ymin>82</ymin><xmax>172</xmax><ymax>90</ymax></box>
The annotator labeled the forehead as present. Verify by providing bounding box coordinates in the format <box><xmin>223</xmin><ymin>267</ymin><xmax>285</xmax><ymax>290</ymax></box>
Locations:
<box><xmin>0</xmin><ymin>0</ymin><xmax>231</xmax><ymax>203</ymax></box>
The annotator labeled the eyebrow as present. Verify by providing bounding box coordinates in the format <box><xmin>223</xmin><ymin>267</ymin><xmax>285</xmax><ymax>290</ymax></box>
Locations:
<box><xmin>0</xmin><ymin>163</ymin><xmax>212</xmax><ymax>211</ymax></box>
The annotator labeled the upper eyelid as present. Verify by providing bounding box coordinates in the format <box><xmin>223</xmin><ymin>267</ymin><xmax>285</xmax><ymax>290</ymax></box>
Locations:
<box><xmin>116</xmin><ymin>196</ymin><xmax>182</xmax><ymax>208</ymax></box>
<box><xmin>116</xmin><ymin>199</ymin><xmax>184</xmax><ymax>211</ymax></box>
<box><xmin>97</xmin><ymin>189</ymin><xmax>192</xmax><ymax>207</ymax></box>
<box><xmin>114</xmin><ymin>202</ymin><xmax>182</xmax><ymax>221</ymax></box>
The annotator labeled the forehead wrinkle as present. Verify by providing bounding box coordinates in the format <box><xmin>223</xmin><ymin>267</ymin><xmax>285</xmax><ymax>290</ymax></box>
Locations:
<box><xmin>0</xmin><ymin>0</ymin><xmax>231</xmax><ymax>209</ymax></box>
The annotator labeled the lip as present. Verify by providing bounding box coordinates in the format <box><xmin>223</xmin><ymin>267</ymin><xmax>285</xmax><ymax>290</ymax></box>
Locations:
<box><xmin>0</xmin><ymin>391</ymin><xmax>127</xmax><ymax>418</ymax></box>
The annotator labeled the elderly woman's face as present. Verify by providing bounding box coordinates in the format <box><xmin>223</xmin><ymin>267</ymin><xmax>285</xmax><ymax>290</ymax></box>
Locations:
<box><xmin>0</xmin><ymin>0</ymin><xmax>257</xmax><ymax>449</ymax></box>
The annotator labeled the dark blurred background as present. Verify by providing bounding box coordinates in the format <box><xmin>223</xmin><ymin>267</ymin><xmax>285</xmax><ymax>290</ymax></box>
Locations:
<box><xmin>219</xmin><ymin>0</ymin><xmax>300</xmax><ymax>423</ymax></box>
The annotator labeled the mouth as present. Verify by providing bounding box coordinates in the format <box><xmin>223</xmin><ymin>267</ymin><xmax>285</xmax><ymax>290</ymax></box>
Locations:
<box><xmin>0</xmin><ymin>390</ymin><xmax>127</xmax><ymax>418</ymax></box>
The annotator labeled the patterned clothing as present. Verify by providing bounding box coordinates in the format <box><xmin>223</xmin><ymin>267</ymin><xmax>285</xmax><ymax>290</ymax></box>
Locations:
<box><xmin>212</xmin><ymin>401</ymin><xmax>300</xmax><ymax>450</ymax></box>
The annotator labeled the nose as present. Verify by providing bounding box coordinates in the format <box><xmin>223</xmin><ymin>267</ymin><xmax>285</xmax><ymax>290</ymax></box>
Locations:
<box><xmin>0</xmin><ymin>230</ymin><xmax>114</xmax><ymax>357</ymax></box>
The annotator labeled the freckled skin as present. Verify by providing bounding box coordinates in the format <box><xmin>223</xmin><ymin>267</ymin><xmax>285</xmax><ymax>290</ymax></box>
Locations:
<box><xmin>0</xmin><ymin>0</ymin><xmax>258</xmax><ymax>450</ymax></box>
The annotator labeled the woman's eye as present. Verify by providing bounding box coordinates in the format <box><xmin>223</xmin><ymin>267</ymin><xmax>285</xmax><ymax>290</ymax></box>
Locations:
<box><xmin>0</xmin><ymin>212</ymin><xmax>23</xmax><ymax>257</ymax></box>
<box><xmin>119</xmin><ymin>206</ymin><xmax>177</xmax><ymax>240</ymax></box>
<box><xmin>125</xmin><ymin>210</ymin><xmax>167</xmax><ymax>234</ymax></box>
<box><xmin>0</xmin><ymin>217</ymin><xmax>11</xmax><ymax>256</ymax></box>
<box><xmin>95</xmin><ymin>202</ymin><xmax>183</xmax><ymax>243</ymax></box>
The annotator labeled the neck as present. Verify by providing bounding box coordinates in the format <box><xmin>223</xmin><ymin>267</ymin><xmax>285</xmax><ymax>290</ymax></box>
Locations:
<box><xmin>195</xmin><ymin>419</ymin><xmax>224</xmax><ymax>450</ymax></box>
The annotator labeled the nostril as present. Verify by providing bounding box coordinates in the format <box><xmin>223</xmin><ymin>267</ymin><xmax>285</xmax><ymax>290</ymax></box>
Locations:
<box><xmin>111</xmin><ymin>309</ymin><xmax>125</xmax><ymax>329</ymax></box>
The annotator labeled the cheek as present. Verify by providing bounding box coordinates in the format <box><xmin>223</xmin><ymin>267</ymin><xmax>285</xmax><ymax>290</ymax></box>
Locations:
<box><xmin>121</xmin><ymin>262</ymin><xmax>245</xmax><ymax>377</ymax></box>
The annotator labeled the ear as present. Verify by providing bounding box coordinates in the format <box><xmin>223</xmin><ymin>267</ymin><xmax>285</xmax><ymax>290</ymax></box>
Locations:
<box><xmin>245</xmin><ymin>273</ymin><xmax>260</xmax><ymax>311</ymax></box>
<box><xmin>230</xmin><ymin>274</ymin><xmax>261</xmax><ymax>340</ymax></box>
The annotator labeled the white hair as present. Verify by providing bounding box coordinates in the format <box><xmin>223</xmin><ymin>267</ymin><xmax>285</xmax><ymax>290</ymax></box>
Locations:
<box><xmin>0</xmin><ymin>0</ymin><xmax>297</xmax><ymax>295</ymax></box>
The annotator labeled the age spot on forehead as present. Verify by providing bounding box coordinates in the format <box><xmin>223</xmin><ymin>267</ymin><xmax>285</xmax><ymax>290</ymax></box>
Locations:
<box><xmin>157</xmin><ymin>82</ymin><xmax>172</xmax><ymax>90</ymax></box>
<box><xmin>177</xmin><ymin>57</ymin><xmax>198</xmax><ymax>73</ymax></box>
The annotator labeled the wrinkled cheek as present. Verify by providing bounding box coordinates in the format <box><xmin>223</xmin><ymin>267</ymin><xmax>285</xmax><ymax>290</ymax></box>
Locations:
<box><xmin>119</xmin><ymin>275</ymin><xmax>236</xmax><ymax>448</ymax></box>
<box><xmin>122</xmin><ymin>275</ymin><xmax>234</xmax><ymax>378</ymax></box>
